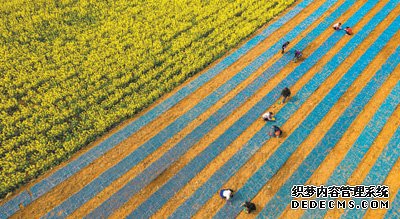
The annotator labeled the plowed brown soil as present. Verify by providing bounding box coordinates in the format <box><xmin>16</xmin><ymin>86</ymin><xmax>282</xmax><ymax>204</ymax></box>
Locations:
<box><xmin>364</xmin><ymin>157</ymin><xmax>400</xmax><ymax>219</ymax></box>
<box><xmin>277</xmin><ymin>8</ymin><xmax>400</xmax><ymax>219</ymax></box>
<box><xmin>280</xmin><ymin>56</ymin><xmax>400</xmax><ymax>219</ymax></box>
<box><xmin>241</xmin><ymin>24</ymin><xmax>400</xmax><ymax>219</ymax></box>
<box><xmin>323</xmin><ymin>106</ymin><xmax>400</xmax><ymax>219</ymax></box>
<box><xmin>193</xmin><ymin>0</ymin><xmax>380</xmax><ymax>218</ymax></box>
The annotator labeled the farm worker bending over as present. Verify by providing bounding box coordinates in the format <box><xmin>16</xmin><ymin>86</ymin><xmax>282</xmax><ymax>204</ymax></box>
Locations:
<box><xmin>280</xmin><ymin>87</ymin><xmax>291</xmax><ymax>104</ymax></box>
<box><xmin>293</xmin><ymin>50</ymin><xmax>302</xmax><ymax>62</ymax></box>
<box><xmin>219</xmin><ymin>189</ymin><xmax>233</xmax><ymax>201</ymax></box>
<box><xmin>333</xmin><ymin>22</ymin><xmax>342</xmax><ymax>30</ymax></box>
<box><xmin>262</xmin><ymin>111</ymin><xmax>275</xmax><ymax>121</ymax></box>
<box><xmin>344</xmin><ymin>27</ymin><xmax>353</xmax><ymax>35</ymax></box>
<box><xmin>241</xmin><ymin>201</ymin><xmax>257</xmax><ymax>214</ymax></box>
<box><xmin>269</xmin><ymin>125</ymin><xmax>283</xmax><ymax>138</ymax></box>
<box><xmin>281</xmin><ymin>41</ymin><xmax>290</xmax><ymax>54</ymax></box>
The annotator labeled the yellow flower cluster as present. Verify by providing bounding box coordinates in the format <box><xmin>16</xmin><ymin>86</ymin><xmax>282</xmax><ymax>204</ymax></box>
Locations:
<box><xmin>0</xmin><ymin>0</ymin><xmax>294</xmax><ymax>198</ymax></box>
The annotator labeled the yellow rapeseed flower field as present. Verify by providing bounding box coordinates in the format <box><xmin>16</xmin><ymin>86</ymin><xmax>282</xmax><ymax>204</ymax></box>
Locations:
<box><xmin>0</xmin><ymin>0</ymin><xmax>294</xmax><ymax>198</ymax></box>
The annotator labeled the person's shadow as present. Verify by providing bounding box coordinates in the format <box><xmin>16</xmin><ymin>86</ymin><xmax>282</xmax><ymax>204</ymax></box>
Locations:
<box><xmin>279</xmin><ymin>132</ymin><xmax>288</xmax><ymax>138</ymax></box>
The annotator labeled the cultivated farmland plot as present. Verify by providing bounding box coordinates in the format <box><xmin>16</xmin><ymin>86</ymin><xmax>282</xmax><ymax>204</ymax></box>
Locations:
<box><xmin>1</xmin><ymin>0</ymin><xmax>399</xmax><ymax>218</ymax></box>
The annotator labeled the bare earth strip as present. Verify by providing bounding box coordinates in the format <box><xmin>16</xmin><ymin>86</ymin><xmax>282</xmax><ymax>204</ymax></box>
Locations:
<box><xmin>279</xmin><ymin>44</ymin><xmax>400</xmax><ymax>219</ymax></box>
<box><xmin>239</xmin><ymin>12</ymin><xmax>400</xmax><ymax>219</ymax></box>
<box><xmin>322</xmin><ymin>76</ymin><xmax>400</xmax><ymax>216</ymax></box>
<box><xmin>364</xmin><ymin>157</ymin><xmax>400</xmax><ymax>219</ymax></box>
<box><xmin>192</xmin><ymin>0</ymin><xmax>373</xmax><ymax>217</ymax></box>
<box><xmin>263</xmin><ymin>5</ymin><xmax>400</xmax><ymax>219</ymax></box>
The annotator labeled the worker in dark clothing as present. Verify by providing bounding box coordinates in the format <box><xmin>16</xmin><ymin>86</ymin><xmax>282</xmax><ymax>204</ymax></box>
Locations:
<box><xmin>241</xmin><ymin>201</ymin><xmax>256</xmax><ymax>213</ymax></box>
<box><xmin>281</xmin><ymin>87</ymin><xmax>291</xmax><ymax>104</ymax></box>
<box><xmin>293</xmin><ymin>50</ymin><xmax>302</xmax><ymax>62</ymax></box>
<box><xmin>269</xmin><ymin>125</ymin><xmax>282</xmax><ymax>138</ymax></box>
<box><xmin>281</xmin><ymin>41</ymin><xmax>290</xmax><ymax>54</ymax></box>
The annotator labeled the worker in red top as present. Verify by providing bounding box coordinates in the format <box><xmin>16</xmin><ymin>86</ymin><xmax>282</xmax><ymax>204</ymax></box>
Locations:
<box><xmin>344</xmin><ymin>27</ymin><xmax>353</xmax><ymax>35</ymax></box>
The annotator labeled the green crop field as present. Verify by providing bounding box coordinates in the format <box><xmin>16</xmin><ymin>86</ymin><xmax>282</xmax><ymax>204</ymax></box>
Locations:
<box><xmin>0</xmin><ymin>0</ymin><xmax>294</xmax><ymax>198</ymax></box>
